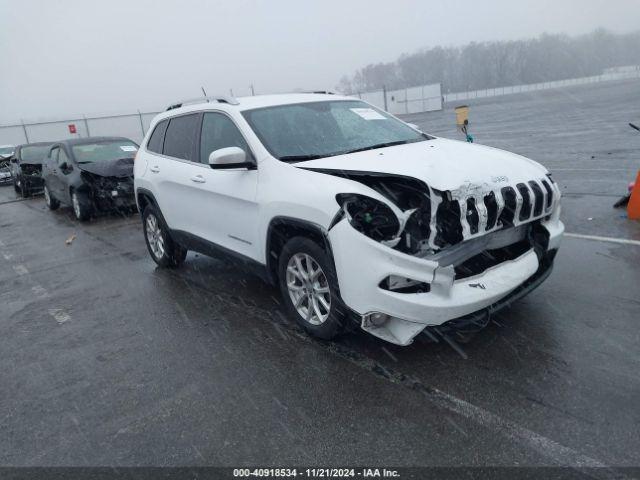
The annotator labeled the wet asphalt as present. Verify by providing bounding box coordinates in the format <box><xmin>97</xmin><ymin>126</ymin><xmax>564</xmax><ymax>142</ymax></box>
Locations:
<box><xmin>1</xmin><ymin>79</ymin><xmax>639</xmax><ymax>470</ymax></box>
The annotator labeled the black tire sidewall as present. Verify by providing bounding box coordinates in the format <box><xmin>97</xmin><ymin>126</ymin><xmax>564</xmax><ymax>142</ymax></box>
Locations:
<box><xmin>44</xmin><ymin>185</ymin><xmax>59</xmax><ymax>210</ymax></box>
<box><xmin>72</xmin><ymin>191</ymin><xmax>92</xmax><ymax>221</ymax></box>
<box><xmin>278</xmin><ymin>237</ymin><xmax>348</xmax><ymax>340</ymax></box>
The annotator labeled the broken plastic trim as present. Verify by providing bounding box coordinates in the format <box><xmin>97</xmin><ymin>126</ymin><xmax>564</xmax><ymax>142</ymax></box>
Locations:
<box><xmin>379</xmin><ymin>275</ymin><xmax>431</xmax><ymax>293</ymax></box>
<box><xmin>312</xmin><ymin>168</ymin><xmax>557</xmax><ymax>258</ymax></box>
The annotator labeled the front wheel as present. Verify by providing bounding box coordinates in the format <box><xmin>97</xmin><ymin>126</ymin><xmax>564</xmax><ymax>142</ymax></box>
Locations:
<box><xmin>142</xmin><ymin>204</ymin><xmax>187</xmax><ymax>268</ymax></box>
<box><xmin>44</xmin><ymin>185</ymin><xmax>60</xmax><ymax>210</ymax></box>
<box><xmin>278</xmin><ymin>237</ymin><xmax>349</xmax><ymax>340</ymax></box>
<box><xmin>72</xmin><ymin>191</ymin><xmax>92</xmax><ymax>221</ymax></box>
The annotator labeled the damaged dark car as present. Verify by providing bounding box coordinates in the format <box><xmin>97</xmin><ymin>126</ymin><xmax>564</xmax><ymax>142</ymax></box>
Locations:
<box><xmin>42</xmin><ymin>137</ymin><xmax>139</xmax><ymax>221</ymax></box>
<box><xmin>10</xmin><ymin>142</ymin><xmax>52</xmax><ymax>197</ymax></box>
<box><xmin>0</xmin><ymin>145</ymin><xmax>15</xmax><ymax>185</ymax></box>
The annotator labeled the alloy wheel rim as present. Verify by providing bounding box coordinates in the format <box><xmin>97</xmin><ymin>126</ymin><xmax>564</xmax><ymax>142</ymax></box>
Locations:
<box><xmin>286</xmin><ymin>252</ymin><xmax>331</xmax><ymax>325</ymax></box>
<box><xmin>145</xmin><ymin>214</ymin><xmax>165</xmax><ymax>259</ymax></box>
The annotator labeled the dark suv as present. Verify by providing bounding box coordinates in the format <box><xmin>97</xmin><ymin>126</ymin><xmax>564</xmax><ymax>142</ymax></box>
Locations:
<box><xmin>43</xmin><ymin>137</ymin><xmax>139</xmax><ymax>221</ymax></box>
<box><xmin>10</xmin><ymin>142</ymin><xmax>52</xmax><ymax>197</ymax></box>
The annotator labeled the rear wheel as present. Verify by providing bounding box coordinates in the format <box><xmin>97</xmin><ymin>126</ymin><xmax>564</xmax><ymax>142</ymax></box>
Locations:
<box><xmin>71</xmin><ymin>191</ymin><xmax>92</xmax><ymax>222</ymax></box>
<box><xmin>44</xmin><ymin>185</ymin><xmax>59</xmax><ymax>210</ymax></box>
<box><xmin>278</xmin><ymin>237</ymin><xmax>349</xmax><ymax>340</ymax></box>
<box><xmin>142</xmin><ymin>204</ymin><xmax>187</xmax><ymax>268</ymax></box>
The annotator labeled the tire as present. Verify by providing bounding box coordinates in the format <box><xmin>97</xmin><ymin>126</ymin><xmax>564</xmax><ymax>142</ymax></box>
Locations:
<box><xmin>43</xmin><ymin>185</ymin><xmax>60</xmax><ymax>210</ymax></box>
<box><xmin>278</xmin><ymin>237</ymin><xmax>349</xmax><ymax>340</ymax></box>
<box><xmin>13</xmin><ymin>176</ymin><xmax>21</xmax><ymax>195</ymax></box>
<box><xmin>142</xmin><ymin>204</ymin><xmax>187</xmax><ymax>268</ymax></box>
<box><xmin>71</xmin><ymin>191</ymin><xmax>92</xmax><ymax>222</ymax></box>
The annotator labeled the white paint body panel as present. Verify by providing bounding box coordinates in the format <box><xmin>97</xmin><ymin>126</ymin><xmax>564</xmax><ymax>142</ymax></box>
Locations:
<box><xmin>134</xmin><ymin>93</ymin><xmax>564</xmax><ymax>346</ymax></box>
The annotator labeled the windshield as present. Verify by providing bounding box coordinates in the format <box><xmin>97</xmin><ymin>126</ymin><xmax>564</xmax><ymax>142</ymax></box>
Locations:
<box><xmin>0</xmin><ymin>147</ymin><xmax>14</xmax><ymax>156</ymax></box>
<box><xmin>20</xmin><ymin>145</ymin><xmax>51</xmax><ymax>162</ymax></box>
<box><xmin>242</xmin><ymin>100</ymin><xmax>429</xmax><ymax>161</ymax></box>
<box><xmin>72</xmin><ymin>140</ymin><xmax>138</xmax><ymax>163</ymax></box>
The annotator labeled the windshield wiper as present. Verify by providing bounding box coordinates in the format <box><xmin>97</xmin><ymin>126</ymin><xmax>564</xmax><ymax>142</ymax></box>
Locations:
<box><xmin>278</xmin><ymin>154</ymin><xmax>326</xmax><ymax>162</ymax></box>
<box><xmin>341</xmin><ymin>140</ymin><xmax>414</xmax><ymax>155</ymax></box>
<box><xmin>278</xmin><ymin>138</ymin><xmax>426</xmax><ymax>162</ymax></box>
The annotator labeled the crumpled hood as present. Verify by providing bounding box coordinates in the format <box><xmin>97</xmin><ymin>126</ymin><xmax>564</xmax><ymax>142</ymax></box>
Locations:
<box><xmin>296</xmin><ymin>137</ymin><xmax>548</xmax><ymax>190</ymax></box>
<box><xmin>78</xmin><ymin>157</ymin><xmax>134</xmax><ymax>178</ymax></box>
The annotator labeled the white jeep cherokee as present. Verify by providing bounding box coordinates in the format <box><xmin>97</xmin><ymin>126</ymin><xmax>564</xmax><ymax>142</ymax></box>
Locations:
<box><xmin>134</xmin><ymin>93</ymin><xmax>563</xmax><ymax>346</ymax></box>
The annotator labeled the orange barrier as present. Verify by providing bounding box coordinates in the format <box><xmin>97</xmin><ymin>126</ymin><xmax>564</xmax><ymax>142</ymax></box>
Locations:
<box><xmin>628</xmin><ymin>170</ymin><xmax>640</xmax><ymax>220</ymax></box>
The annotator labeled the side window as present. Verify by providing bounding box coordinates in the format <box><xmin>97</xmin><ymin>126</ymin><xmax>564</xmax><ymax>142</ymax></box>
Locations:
<box><xmin>49</xmin><ymin>147</ymin><xmax>59</xmax><ymax>163</ymax></box>
<box><xmin>162</xmin><ymin>114</ymin><xmax>200</xmax><ymax>161</ymax></box>
<box><xmin>200</xmin><ymin>112</ymin><xmax>250</xmax><ymax>164</ymax></box>
<box><xmin>58</xmin><ymin>148</ymin><xmax>70</xmax><ymax>167</ymax></box>
<box><xmin>147</xmin><ymin>119</ymin><xmax>168</xmax><ymax>154</ymax></box>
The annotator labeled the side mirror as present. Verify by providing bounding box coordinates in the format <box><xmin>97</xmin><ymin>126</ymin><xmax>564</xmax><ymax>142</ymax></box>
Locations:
<box><xmin>208</xmin><ymin>147</ymin><xmax>254</xmax><ymax>169</ymax></box>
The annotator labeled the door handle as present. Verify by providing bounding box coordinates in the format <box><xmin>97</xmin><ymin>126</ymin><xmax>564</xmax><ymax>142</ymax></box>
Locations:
<box><xmin>149</xmin><ymin>166</ymin><xmax>160</xmax><ymax>173</ymax></box>
<box><xmin>190</xmin><ymin>175</ymin><xmax>206</xmax><ymax>183</ymax></box>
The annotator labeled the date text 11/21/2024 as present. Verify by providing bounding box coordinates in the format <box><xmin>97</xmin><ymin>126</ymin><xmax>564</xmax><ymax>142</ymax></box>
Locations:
<box><xmin>233</xmin><ymin>468</ymin><xmax>400</xmax><ymax>478</ymax></box>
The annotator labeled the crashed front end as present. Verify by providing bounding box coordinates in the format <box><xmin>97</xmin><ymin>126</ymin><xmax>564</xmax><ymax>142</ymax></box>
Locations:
<box><xmin>326</xmin><ymin>171</ymin><xmax>563</xmax><ymax>346</ymax></box>
<box><xmin>19</xmin><ymin>163</ymin><xmax>44</xmax><ymax>191</ymax></box>
<box><xmin>0</xmin><ymin>159</ymin><xmax>11</xmax><ymax>184</ymax></box>
<box><xmin>80</xmin><ymin>171</ymin><xmax>137</xmax><ymax>212</ymax></box>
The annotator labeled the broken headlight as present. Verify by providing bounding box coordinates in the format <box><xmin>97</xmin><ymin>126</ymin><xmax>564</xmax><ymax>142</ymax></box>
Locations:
<box><xmin>335</xmin><ymin>193</ymin><xmax>400</xmax><ymax>242</ymax></box>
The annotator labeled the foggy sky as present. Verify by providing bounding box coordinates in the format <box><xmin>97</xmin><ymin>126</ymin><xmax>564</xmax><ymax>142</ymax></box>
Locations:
<box><xmin>1</xmin><ymin>0</ymin><xmax>639</xmax><ymax>124</ymax></box>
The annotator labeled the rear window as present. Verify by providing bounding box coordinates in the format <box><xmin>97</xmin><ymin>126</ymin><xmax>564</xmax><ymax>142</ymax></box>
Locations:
<box><xmin>163</xmin><ymin>114</ymin><xmax>200</xmax><ymax>161</ymax></box>
<box><xmin>147</xmin><ymin>120</ymin><xmax>168</xmax><ymax>154</ymax></box>
<box><xmin>72</xmin><ymin>140</ymin><xmax>138</xmax><ymax>163</ymax></box>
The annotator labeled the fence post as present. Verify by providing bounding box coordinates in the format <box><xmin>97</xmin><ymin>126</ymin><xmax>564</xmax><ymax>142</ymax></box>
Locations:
<box><xmin>382</xmin><ymin>85</ymin><xmax>388</xmax><ymax>111</ymax></box>
<box><xmin>20</xmin><ymin>120</ymin><xmax>29</xmax><ymax>143</ymax></box>
<box><xmin>83</xmin><ymin>115</ymin><xmax>90</xmax><ymax>137</ymax></box>
<box><xmin>405</xmin><ymin>88</ymin><xmax>408</xmax><ymax>114</ymax></box>
<box><xmin>137</xmin><ymin>110</ymin><xmax>145</xmax><ymax>137</ymax></box>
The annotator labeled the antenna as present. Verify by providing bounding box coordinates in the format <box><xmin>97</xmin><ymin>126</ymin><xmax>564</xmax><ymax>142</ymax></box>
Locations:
<box><xmin>201</xmin><ymin>87</ymin><xmax>209</xmax><ymax>102</ymax></box>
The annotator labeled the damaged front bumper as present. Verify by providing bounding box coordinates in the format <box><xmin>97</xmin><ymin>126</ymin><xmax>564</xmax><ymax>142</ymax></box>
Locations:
<box><xmin>329</xmin><ymin>216</ymin><xmax>564</xmax><ymax>346</ymax></box>
<box><xmin>82</xmin><ymin>173</ymin><xmax>137</xmax><ymax>211</ymax></box>
<box><xmin>92</xmin><ymin>189</ymin><xmax>137</xmax><ymax>210</ymax></box>
<box><xmin>18</xmin><ymin>164</ymin><xmax>44</xmax><ymax>191</ymax></box>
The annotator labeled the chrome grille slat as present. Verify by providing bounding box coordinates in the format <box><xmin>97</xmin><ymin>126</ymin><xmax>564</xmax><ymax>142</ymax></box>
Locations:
<box><xmin>476</xmin><ymin>194</ymin><xmax>489</xmax><ymax>232</ymax></box>
<box><xmin>458</xmin><ymin>198</ymin><xmax>471</xmax><ymax>238</ymax></box>
<box><xmin>431</xmin><ymin>178</ymin><xmax>553</xmax><ymax>250</ymax></box>
<box><xmin>426</xmin><ymin>186</ymin><xmax>442</xmax><ymax>250</ymax></box>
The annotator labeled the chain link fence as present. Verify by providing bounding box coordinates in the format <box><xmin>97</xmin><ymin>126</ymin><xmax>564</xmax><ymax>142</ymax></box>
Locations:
<box><xmin>0</xmin><ymin>111</ymin><xmax>161</xmax><ymax>146</ymax></box>
<box><xmin>443</xmin><ymin>69</ymin><xmax>640</xmax><ymax>103</ymax></box>
<box><xmin>355</xmin><ymin>83</ymin><xmax>443</xmax><ymax>115</ymax></box>
<box><xmin>1</xmin><ymin>67</ymin><xmax>639</xmax><ymax>146</ymax></box>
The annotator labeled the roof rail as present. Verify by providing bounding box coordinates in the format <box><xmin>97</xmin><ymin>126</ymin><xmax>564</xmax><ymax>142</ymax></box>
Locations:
<box><xmin>166</xmin><ymin>94</ymin><xmax>239</xmax><ymax>111</ymax></box>
<box><xmin>299</xmin><ymin>90</ymin><xmax>337</xmax><ymax>95</ymax></box>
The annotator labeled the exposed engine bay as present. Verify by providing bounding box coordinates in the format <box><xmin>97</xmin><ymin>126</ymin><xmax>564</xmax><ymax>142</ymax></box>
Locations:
<box><xmin>20</xmin><ymin>163</ymin><xmax>42</xmax><ymax>177</ymax></box>
<box><xmin>78</xmin><ymin>157</ymin><xmax>136</xmax><ymax>209</ymax></box>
